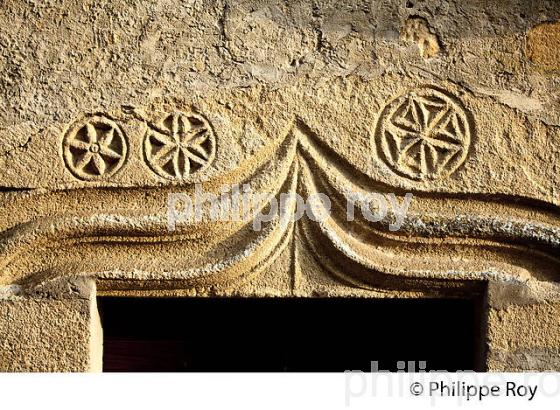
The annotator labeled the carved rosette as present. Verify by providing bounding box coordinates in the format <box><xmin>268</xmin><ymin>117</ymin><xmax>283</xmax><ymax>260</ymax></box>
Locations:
<box><xmin>62</xmin><ymin>115</ymin><xmax>128</xmax><ymax>181</ymax></box>
<box><xmin>6</xmin><ymin>87</ymin><xmax>560</xmax><ymax>294</ymax></box>
<box><xmin>143</xmin><ymin>112</ymin><xmax>216</xmax><ymax>180</ymax></box>
<box><xmin>374</xmin><ymin>87</ymin><xmax>472</xmax><ymax>181</ymax></box>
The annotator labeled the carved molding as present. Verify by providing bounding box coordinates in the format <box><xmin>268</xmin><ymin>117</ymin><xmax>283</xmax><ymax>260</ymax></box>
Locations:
<box><xmin>1</xmin><ymin>106</ymin><xmax>559</xmax><ymax>293</ymax></box>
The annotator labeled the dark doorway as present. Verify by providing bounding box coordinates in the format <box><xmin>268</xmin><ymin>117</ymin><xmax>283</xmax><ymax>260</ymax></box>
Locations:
<box><xmin>98</xmin><ymin>297</ymin><xmax>482</xmax><ymax>372</ymax></box>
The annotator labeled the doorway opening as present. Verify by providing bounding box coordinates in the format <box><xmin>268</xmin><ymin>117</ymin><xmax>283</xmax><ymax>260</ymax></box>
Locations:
<box><xmin>98</xmin><ymin>297</ymin><xmax>483</xmax><ymax>372</ymax></box>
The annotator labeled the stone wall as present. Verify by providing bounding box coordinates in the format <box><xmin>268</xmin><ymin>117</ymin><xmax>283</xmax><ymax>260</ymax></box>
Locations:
<box><xmin>0</xmin><ymin>0</ymin><xmax>559</xmax><ymax>371</ymax></box>
<box><xmin>0</xmin><ymin>278</ymin><xmax>101</xmax><ymax>372</ymax></box>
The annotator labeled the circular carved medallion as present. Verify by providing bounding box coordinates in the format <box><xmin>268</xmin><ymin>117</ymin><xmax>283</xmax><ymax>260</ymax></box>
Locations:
<box><xmin>63</xmin><ymin>115</ymin><xmax>128</xmax><ymax>181</ymax></box>
<box><xmin>374</xmin><ymin>87</ymin><xmax>472</xmax><ymax>181</ymax></box>
<box><xmin>144</xmin><ymin>112</ymin><xmax>216</xmax><ymax>180</ymax></box>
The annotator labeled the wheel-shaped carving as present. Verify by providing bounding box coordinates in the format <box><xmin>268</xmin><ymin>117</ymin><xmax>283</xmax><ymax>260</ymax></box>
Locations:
<box><xmin>62</xmin><ymin>115</ymin><xmax>128</xmax><ymax>181</ymax></box>
<box><xmin>374</xmin><ymin>86</ymin><xmax>472</xmax><ymax>181</ymax></box>
<box><xmin>144</xmin><ymin>112</ymin><xmax>216</xmax><ymax>180</ymax></box>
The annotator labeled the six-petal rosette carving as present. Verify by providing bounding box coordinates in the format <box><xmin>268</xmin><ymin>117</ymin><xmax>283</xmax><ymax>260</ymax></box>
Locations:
<box><xmin>374</xmin><ymin>87</ymin><xmax>472</xmax><ymax>181</ymax></box>
<box><xmin>61</xmin><ymin>87</ymin><xmax>472</xmax><ymax>184</ymax></box>
<box><xmin>62</xmin><ymin>115</ymin><xmax>128</xmax><ymax>181</ymax></box>
<box><xmin>143</xmin><ymin>112</ymin><xmax>216</xmax><ymax>180</ymax></box>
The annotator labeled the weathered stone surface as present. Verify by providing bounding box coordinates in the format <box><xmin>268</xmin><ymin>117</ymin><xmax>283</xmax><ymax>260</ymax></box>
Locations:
<box><xmin>0</xmin><ymin>278</ymin><xmax>101</xmax><ymax>372</ymax></box>
<box><xmin>0</xmin><ymin>0</ymin><xmax>559</xmax><ymax>371</ymax></box>
<box><xmin>487</xmin><ymin>348</ymin><xmax>560</xmax><ymax>372</ymax></box>
<box><xmin>486</xmin><ymin>302</ymin><xmax>560</xmax><ymax>371</ymax></box>
<box><xmin>401</xmin><ymin>16</ymin><xmax>441</xmax><ymax>59</ymax></box>
<box><xmin>527</xmin><ymin>21</ymin><xmax>560</xmax><ymax>72</ymax></box>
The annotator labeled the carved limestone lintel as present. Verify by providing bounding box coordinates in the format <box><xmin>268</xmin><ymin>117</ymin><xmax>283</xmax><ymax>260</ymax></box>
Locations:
<box><xmin>2</xmin><ymin>109</ymin><xmax>559</xmax><ymax>296</ymax></box>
